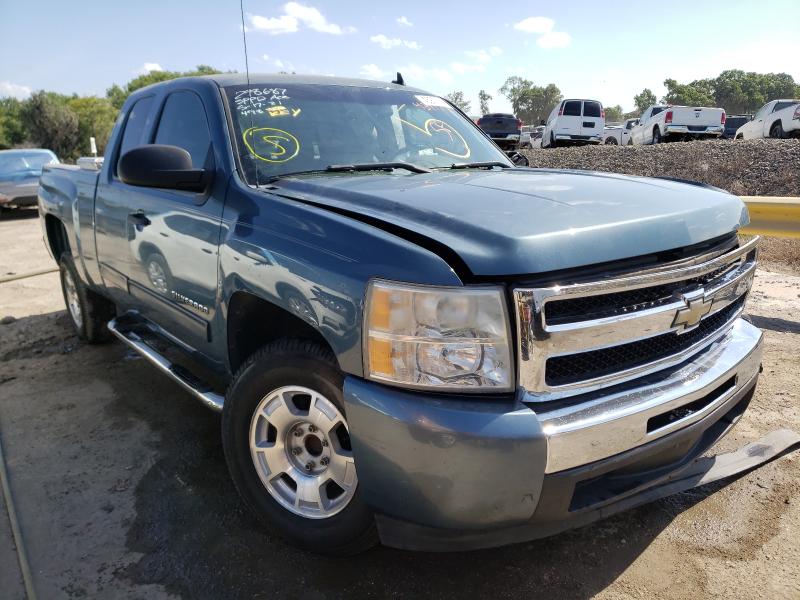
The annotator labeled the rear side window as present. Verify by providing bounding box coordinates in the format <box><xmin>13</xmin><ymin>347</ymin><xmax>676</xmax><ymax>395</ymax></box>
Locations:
<box><xmin>651</xmin><ymin>106</ymin><xmax>665</xmax><ymax>117</ymax></box>
<box><xmin>773</xmin><ymin>101</ymin><xmax>798</xmax><ymax>113</ymax></box>
<box><xmin>117</xmin><ymin>96</ymin><xmax>155</xmax><ymax>163</ymax></box>
<box><xmin>562</xmin><ymin>101</ymin><xmax>581</xmax><ymax>116</ymax></box>
<box><xmin>154</xmin><ymin>91</ymin><xmax>212</xmax><ymax>168</ymax></box>
<box><xmin>583</xmin><ymin>101</ymin><xmax>602</xmax><ymax>117</ymax></box>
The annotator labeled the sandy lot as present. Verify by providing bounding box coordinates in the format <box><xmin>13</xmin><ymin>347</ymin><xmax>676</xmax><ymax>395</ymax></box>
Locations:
<box><xmin>0</xmin><ymin>209</ymin><xmax>798</xmax><ymax>599</ymax></box>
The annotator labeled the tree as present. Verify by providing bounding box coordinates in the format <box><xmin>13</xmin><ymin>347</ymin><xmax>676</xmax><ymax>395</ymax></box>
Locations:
<box><xmin>633</xmin><ymin>88</ymin><xmax>657</xmax><ymax>114</ymax></box>
<box><xmin>66</xmin><ymin>96</ymin><xmax>118</xmax><ymax>157</ymax></box>
<box><xmin>444</xmin><ymin>91</ymin><xmax>471</xmax><ymax>113</ymax></box>
<box><xmin>106</xmin><ymin>65</ymin><xmax>223</xmax><ymax>109</ymax></box>
<box><xmin>478</xmin><ymin>89</ymin><xmax>492</xmax><ymax>115</ymax></box>
<box><xmin>711</xmin><ymin>70</ymin><xmax>800</xmax><ymax>114</ymax></box>
<box><xmin>661</xmin><ymin>78</ymin><xmax>715</xmax><ymax>107</ymax></box>
<box><xmin>499</xmin><ymin>77</ymin><xmax>562</xmax><ymax>125</ymax></box>
<box><xmin>604</xmin><ymin>104</ymin><xmax>624</xmax><ymax>123</ymax></box>
<box><xmin>20</xmin><ymin>92</ymin><xmax>80</xmax><ymax>160</ymax></box>
<box><xmin>0</xmin><ymin>98</ymin><xmax>27</xmax><ymax>149</ymax></box>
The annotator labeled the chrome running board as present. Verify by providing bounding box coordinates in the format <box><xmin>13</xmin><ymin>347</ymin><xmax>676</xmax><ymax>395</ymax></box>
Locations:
<box><xmin>108</xmin><ymin>317</ymin><xmax>224</xmax><ymax>412</ymax></box>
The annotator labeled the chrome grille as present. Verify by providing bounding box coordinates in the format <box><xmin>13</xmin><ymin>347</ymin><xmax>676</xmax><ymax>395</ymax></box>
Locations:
<box><xmin>514</xmin><ymin>236</ymin><xmax>758</xmax><ymax>400</ymax></box>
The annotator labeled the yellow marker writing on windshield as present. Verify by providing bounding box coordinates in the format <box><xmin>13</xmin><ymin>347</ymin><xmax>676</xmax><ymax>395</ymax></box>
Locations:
<box><xmin>243</xmin><ymin>127</ymin><xmax>300</xmax><ymax>163</ymax></box>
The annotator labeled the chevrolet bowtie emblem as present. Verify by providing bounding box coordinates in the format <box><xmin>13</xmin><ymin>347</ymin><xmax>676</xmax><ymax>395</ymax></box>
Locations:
<box><xmin>672</xmin><ymin>289</ymin><xmax>713</xmax><ymax>332</ymax></box>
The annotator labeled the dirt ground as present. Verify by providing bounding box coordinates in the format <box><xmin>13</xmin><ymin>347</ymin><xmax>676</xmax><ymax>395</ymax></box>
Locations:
<box><xmin>0</xmin><ymin>209</ymin><xmax>798</xmax><ymax>600</ymax></box>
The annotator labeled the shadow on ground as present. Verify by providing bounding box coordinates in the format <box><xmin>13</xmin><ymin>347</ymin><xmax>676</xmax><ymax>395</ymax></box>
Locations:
<box><xmin>0</xmin><ymin>207</ymin><xmax>39</xmax><ymax>221</ymax></box>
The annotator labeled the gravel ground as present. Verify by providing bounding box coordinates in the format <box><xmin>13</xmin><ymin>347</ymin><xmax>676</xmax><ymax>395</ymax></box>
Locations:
<box><xmin>522</xmin><ymin>138</ymin><xmax>800</xmax><ymax>197</ymax></box>
<box><xmin>0</xmin><ymin>209</ymin><xmax>799</xmax><ymax>599</ymax></box>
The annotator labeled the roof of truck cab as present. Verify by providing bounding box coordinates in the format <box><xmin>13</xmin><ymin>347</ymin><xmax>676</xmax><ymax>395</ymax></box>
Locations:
<box><xmin>202</xmin><ymin>73</ymin><xmax>427</xmax><ymax>93</ymax></box>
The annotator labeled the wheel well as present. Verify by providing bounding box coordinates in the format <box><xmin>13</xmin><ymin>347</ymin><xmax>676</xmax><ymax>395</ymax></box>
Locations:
<box><xmin>226</xmin><ymin>291</ymin><xmax>337</xmax><ymax>374</ymax></box>
<box><xmin>769</xmin><ymin>120</ymin><xmax>781</xmax><ymax>133</ymax></box>
<box><xmin>44</xmin><ymin>215</ymin><xmax>70</xmax><ymax>259</ymax></box>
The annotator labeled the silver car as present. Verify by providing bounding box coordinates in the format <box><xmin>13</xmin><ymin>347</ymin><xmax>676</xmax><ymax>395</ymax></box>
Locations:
<box><xmin>0</xmin><ymin>149</ymin><xmax>58</xmax><ymax>210</ymax></box>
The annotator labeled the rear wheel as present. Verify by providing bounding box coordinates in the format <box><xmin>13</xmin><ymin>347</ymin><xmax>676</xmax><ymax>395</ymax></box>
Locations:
<box><xmin>770</xmin><ymin>122</ymin><xmax>784</xmax><ymax>139</ymax></box>
<box><xmin>652</xmin><ymin>128</ymin><xmax>662</xmax><ymax>144</ymax></box>
<box><xmin>627</xmin><ymin>138</ymin><xmax>634</xmax><ymax>146</ymax></box>
<box><xmin>58</xmin><ymin>253</ymin><xmax>115</xmax><ymax>343</ymax></box>
<box><xmin>222</xmin><ymin>340</ymin><xmax>377</xmax><ymax>555</ymax></box>
<box><xmin>549</xmin><ymin>132</ymin><xmax>557</xmax><ymax>148</ymax></box>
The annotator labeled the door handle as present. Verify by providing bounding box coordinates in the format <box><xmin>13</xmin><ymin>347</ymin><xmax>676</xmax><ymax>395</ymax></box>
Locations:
<box><xmin>128</xmin><ymin>211</ymin><xmax>151</xmax><ymax>231</ymax></box>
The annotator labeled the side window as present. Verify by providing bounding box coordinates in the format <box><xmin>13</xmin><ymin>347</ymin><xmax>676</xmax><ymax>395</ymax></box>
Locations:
<box><xmin>154</xmin><ymin>91</ymin><xmax>213</xmax><ymax>168</ymax></box>
<box><xmin>117</xmin><ymin>96</ymin><xmax>155</xmax><ymax>169</ymax></box>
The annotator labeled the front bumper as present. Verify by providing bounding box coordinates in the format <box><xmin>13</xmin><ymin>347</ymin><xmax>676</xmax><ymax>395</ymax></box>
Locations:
<box><xmin>344</xmin><ymin>319</ymin><xmax>798</xmax><ymax>550</ymax></box>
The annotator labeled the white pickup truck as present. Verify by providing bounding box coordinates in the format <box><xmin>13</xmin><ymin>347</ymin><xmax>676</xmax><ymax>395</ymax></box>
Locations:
<box><xmin>734</xmin><ymin>99</ymin><xmax>800</xmax><ymax>139</ymax></box>
<box><xmin>603</xmin><ymin>118</ymin><xmax>638</xmax><ymax>145</ymax></box>
<box><xmin>630</xmin><ymin>104</ymin><xmax>726</xmax><ymax>145</ymax></box>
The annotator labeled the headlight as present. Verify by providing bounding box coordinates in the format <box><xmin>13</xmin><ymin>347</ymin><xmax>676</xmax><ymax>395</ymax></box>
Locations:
<box><xmin>364</xmin><ymin>280</ymin><xmax>513</xmax><ymax>392</ymax></box>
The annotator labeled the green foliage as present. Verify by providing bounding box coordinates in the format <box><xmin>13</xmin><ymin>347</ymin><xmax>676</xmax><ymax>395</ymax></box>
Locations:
<box><xmin>66</xmin><ymin>96</ymin><xmax>118</xmax><ymax>157</ymax></box>
<box><xmin>604</xmin><ymin>104</ymin><xmax>624</xmax><ymax>123</ymax></box>
<box><xmin>499</xmin><ymin>77</ymin><xmax>562</xmax><ymax>125</ymax></box>
<box><xmin>0</xmin><ymin>98</ymin><xmax>27</xmax><ymax>149</ymax></box>
<box><xmin>19</xmin><ymin>92</ymin><xmax>80</xmax><ymax>160</ymax></box>
<box><xmin>106</xmin><ymin>65</ymin><xmax>223</xmax><ymax>109</ymax></box>
<box><xmin>661</xmin><ymin>78</ymin><xmax>715</xmax><ymax>107</ymax></box>
<box><xmin>444</xmin><ymin>91</ymin><xmax>471</xmax><ymax>113</ymax></box>
<box><xmin>478</xmin><ymin>89</ymin><xmax>492</xmax><ymax>115</ymax></box>
<box><xmin>633</xmin><ymin>89</ymin><xmax>657</xmax><ymax>114</ymax></box>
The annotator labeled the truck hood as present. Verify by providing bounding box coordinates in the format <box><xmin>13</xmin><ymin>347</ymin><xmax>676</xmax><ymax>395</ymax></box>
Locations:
<box><xmin>270</xmin><ymin>168</ymin><xmax>748</xmax><ymax>277</ymax></box>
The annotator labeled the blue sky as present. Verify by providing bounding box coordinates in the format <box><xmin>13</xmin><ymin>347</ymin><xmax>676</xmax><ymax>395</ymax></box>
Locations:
<box><xmin>2</xmin><ymin>0</ymin><xmax>799</xmax><ymax>114</ymax></box>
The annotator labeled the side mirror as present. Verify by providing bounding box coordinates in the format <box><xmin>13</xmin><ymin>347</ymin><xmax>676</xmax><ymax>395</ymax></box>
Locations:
<box><xmin>506</xmin><ymin>151</ymin><xmax>529</xmax><ymax>167</ymax></box>
<box><xmin>539</xmin><ymin>119</ymin><xmax>546</xmax><ymax>126</ymax></box>
<box><xmin>118</xmin><ymin>145</ymin><xmax>210</xmax><ymax>192</ymax></box>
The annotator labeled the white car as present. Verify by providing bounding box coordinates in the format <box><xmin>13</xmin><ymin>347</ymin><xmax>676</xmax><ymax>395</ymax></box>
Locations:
<box><xmin>541</xmin><ymin>99</ymin><xmax>605</xmax><ymax>148</ymax></box>
<box><xmin>630</xmin><ymin>105</ymin><xmax>725</xmax><ymax>145</ymax></box>
<box><xmin>603</xmin><ymin>118</ymin><xmax>638</xmax><ymax>145</ymax></box>
<box><xmin>734</xmin><ymin>99</ymin><xmax>800</xmax><ymax>139</ymax></box>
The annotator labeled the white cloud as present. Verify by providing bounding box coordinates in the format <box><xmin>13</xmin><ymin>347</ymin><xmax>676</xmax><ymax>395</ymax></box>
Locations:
<box><xmin>249</xmin><ymin>2</ymin><xmax>355</xmax><ymax>35</ymax></box>
<box><xmin>513</xmin><ymin>16</ymin><xmax>554</xmax><ymax>34</ymax></box>
<box><xmin>370</xmin><ymin>34</ymin><xmax>420</xmax><ymax>50</ymax></box>
<box><xmin>0</xmin><ymin>81</ymin><xmax>31</xmax><ymax>100</ymax></box>
<box><xmin>450</xmin><ymin>62</ymin><xmax>486</xmax><ymax>75</ymax></box>
<box><xmin>465</xmin><ymin>46</ymin><xmax>503</xmax><ymax>64</ymax></box>
<box><xmin>135</xmin><ymin>63</ymin><xmax>163</xmax><ymax>75</ymax></box>
<box><xmin>537</xmin><ymin>31</ymin><xmax>571</xmax><ymax>49</ymax></box>
<box><xmin>396</xmin><ymin>16</ymin><xmax>413</xmax><ymax>27</ymax></box>
<box><xmin>359</xmin><ymin>64</ymin><xmax>386</xmax><ymax>79</ymax></box>
<box><xmin>397</xmin><ymin>64</ymin><xmax>453</xmax><ymax>85</ymax></box>
<box><xmin>489</xmin><ymin>46</ymin><xmax>503</xmax><ymax>57</ymax></box>
<box><xmin>262</xmin><ymin>54</ymin><xmax>269</xmax><ymax>61</ymax></box>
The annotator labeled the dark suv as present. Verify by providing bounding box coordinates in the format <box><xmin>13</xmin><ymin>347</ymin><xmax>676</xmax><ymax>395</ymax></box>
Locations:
<box><xmin>477</xmin><ymin>113</ymin><xmax>522</xmax><ymax>150</ymax></box>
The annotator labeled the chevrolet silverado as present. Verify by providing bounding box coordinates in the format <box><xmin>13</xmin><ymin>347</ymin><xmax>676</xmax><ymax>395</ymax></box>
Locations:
<box><xmin>37</xmin><ymin>74</ymin><xmax>798</xmax><ymax>554</ymax></box>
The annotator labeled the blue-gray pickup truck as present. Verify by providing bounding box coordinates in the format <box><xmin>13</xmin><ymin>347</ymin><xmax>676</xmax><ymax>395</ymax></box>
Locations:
<box><xmin>37</xmin><ymin>74</ymin><xmax>798</xmax><ymax>554</ymax></box>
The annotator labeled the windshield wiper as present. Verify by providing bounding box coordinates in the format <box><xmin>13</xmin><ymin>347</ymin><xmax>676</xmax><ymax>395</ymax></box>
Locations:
<box><xmin>326</xmin><ymin>162</ymin><xmax>431</xmax><ymax>174</ymax></box>
<box><xmin>447</xmin><ymin>161</ymin><xmax>511</xmax><ymax>170</ymax></box>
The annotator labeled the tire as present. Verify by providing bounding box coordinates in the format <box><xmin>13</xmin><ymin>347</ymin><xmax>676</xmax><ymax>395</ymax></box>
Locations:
<box><xmin>770</xmin><ymin>122</ymin><xmax>784</xmax><ymax>139</ymax></box>
<box><xmin>222</xmin><ymin>339</ymin><xmax>378</xmax><ymax>555</ymax></box>
<box><xmin>58</xmin><ymin>253</ymin><xmax>115</xmax><ymax>343</ymax></box>
<box><xmin>735</xmin><ymin>134</ymin><xmax>743</xmax><ymax>140</ymax></box>
<box><xmin>627</xmin><ymin>138</ymin><xmax>634</xmax><ymax>146</ymax></box>
<box><xmin>605</xmin><ymin>137</ymin><xmax>618</xmax><ymax>145</ymax></box>
<box><xmin>652</xmin><ymin>127</ymin><xmax>662</xmax><ymax>144</ymax></box>
<box><xmin>549</xmin><ymin>132</ymin><xmax>557</xmax><ymax>148</ymax></box>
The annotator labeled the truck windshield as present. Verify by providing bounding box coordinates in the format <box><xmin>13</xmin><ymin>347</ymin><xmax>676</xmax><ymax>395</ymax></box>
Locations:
<box><xmin>224</xmin><ymin>84</ymin><xmax>510</xmax><ymax>183</ymax></box>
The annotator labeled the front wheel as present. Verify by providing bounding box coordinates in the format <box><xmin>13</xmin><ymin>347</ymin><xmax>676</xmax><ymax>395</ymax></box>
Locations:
<box><xmin>770</xmin><ymin>122</ymin><xmax>784</xmax><ymax>139</ymax></box>
<box><xmin>605</xmin><ymin>137</ymin><xmax>618</xmax><ymax>145</ymax></box>
<box><xmin>222</xmin><ymin>339</ymin><xmax>377</xmax><ymax>555</ymax></box>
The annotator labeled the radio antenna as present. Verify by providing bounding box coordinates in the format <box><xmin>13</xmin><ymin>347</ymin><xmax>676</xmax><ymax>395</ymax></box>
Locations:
<box><xmin>239</xmin><ymin>0</ymin><xmax>259</xmax><ymax>187</ymax></box>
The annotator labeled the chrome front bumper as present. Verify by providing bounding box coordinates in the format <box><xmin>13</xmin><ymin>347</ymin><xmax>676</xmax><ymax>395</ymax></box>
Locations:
<box><xmin>530</xmin><ymin>318</ymin><xmax>763</xmax><ymax>472</ymax></box>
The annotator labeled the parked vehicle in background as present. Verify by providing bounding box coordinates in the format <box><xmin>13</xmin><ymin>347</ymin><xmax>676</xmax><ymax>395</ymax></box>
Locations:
<box><xmin>38</xmin><ymin>74</ymin><xmax>780</xmax><ymax>555</ymax></box>
<box><xmin>603</xmin><ymin>118</ymin><xmax>638</xmax><ymax>145</ymax></box>
<box><xmin>541</xmin><ymin>99</ymin><xmax>604</xmax><ymax>148</ymax></box>
<box><xmin>520</xmin><ymin>126</ymin><xmax>532</xmax><ymax>148</ymax></box>
<box><xmin>0</xmin><ymin>149</ymin><xmax>58</xmax><ymax>212</ymax></box>
<box><xmin>722</xmin><ymin>115</ymin><xmax>751</xmax><ymax>139</ymax></box>
<box><xmin>734</xmin><ymin>99</ymin><xmax>800</xmax><ymax>139</ymax></box>
<box><xmin>477</xmin><ymin>113</ymin><xmax>522</xmax><ymax>150</ymax></box>
<box><xmin>630</xmin><ymin>105</ymin><xmax>725</xmax><ymax>145</ymax></box>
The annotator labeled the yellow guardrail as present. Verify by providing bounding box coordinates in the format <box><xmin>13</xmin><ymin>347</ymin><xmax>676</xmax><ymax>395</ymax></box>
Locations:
<box><xmin>740</xmin><ymin>197</ymin><xmax>800</xmax><ymax>239</ymax></box>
